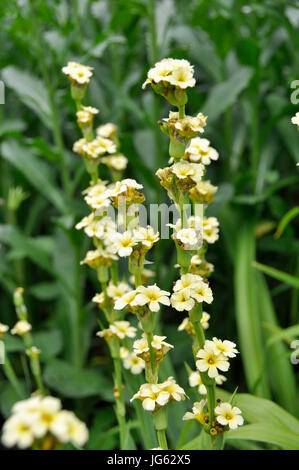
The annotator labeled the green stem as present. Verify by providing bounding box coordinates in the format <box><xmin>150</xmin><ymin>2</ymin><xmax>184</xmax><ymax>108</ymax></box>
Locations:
<box><xmin>157</xmin><ymin>429</ymin><xmax>168</xmax><ymax>450</ymax></box>
<box><xmin>146</xmin><ymin>331</ymin><xmax>157</xmax><ymax>381</ymax></box>
<box><xmin>178</xmin><ymin>105</ymin><xmax>185</xmax><ymax>119</ymax></box>
<box><xmin>206</xmin><ymin>381</ymin><xmax>216</xmax><ymax>425</ymax></box>
<box><xmin>113</xmin><ymin>357</ymin><xmax>126</xmax><ymax>449</ymax></box>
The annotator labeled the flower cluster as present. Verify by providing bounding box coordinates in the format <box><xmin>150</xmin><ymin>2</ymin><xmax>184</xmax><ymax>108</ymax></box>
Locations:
<box><xmin>143</xmin><ymin>58</ymin><xmax>195</xmax><ymax>91</ymax></box>
<box><xmin>120</xmin><ymin>347</ymin><xmax>145</xmax><ymax>375</ymax></box>
<box><xmin>2</xmin><ymin>396</ymin><xmax>88</xmax><ymax>449</ymax></box>
<box><xmin>62</xmin><ymin>61</ymin><xmax>93</xmax><ymax>86</ymax></box>
<box><xmin>131</xmin><ymin>377</ymin><xmax>186</xmax><ymax>411</ymax></box>
<box><xmin>171</xmin><ymin>273</ymin><xmax>213</xmax><ymax>312</ymax></box>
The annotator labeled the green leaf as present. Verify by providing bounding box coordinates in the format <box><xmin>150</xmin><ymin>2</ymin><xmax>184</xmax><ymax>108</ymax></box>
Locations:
<box><xmin>33</xmin><ymin>330</ymin><xmax>63</xmax><ymax>361</ymax></box>
<box><xmin>0</xmin><ymin>225</ymin><xmax>53</xmax><ymax>274</ymax></box>
<box><xmin>43</xmin><ymin>359</ymin><xmax>112</xmax><ymax>399</ymax></box>
<box><xmin>234</xmin><ymin>218</ymin><xmax>270</xmax><ymax>397</ymax></box>
<box><xmin>1</xmin><ymin>140</ymin><xmax>67</xmax><ymax>214</ymax></box>
<box><xmin>255</xmin><ymin>272</ymin><xmax>297</xmax><ymax>415</ymax></box>
<box><xmin>0</xmin><ymin>382</ymin><xmax>27</xmax><ymax>418</ymax></box>
<box><xmin>226</xmin><ymin>423</ymin><xmax>299</xmax><ymax>450</ymax></box>
<box><xmin>253</xmin><ymin>261</ymin><xmax>299</xmax><ymax>289</ymax></box>
<box><xmin>202</xmin><ymin>67</ymin><xmax>253</xmax><ymax>122</ymax></box>
<box><xmin>275</xmin><ymin>206</ymin><xmax>299</xmax><ymax>238</ymax></box>
<box><xmin>2</xmin><ymin>66</ymin><xmax>52</xmax><ymax>128</ymax></box>
<box><xmin>3</xmin><ymin>334</ymin><xmax>24</xmax><ymax>353</ymax></box>
<box><xmin>29</xmin><ymin>281</ymin><xmax>60</xmax><ymax>300</ymax></box>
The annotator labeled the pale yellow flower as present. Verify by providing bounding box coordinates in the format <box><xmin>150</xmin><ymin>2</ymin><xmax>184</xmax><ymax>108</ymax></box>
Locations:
<box><xmin>107</xmin><ymin>281</ymin><xmax>131</xmax><ymax>300</ymax></box>
<box><xmin>171</xmin><ymin>289</ymin><xmax>195</xmax><ymax>312</ymax></box>
<box><xmin>101</xmin><ymin>154</ymin><xmax>128</xmax><ymax>171</ymax></box>
<box><xmin>133</xmin><ymin>225</ymin><xmax>159</xmax><ymax>249</ymax></box>
<box><xmin>96</xmin><ymin>123</ymin><xmax>118</xmax><ymax>139</ymax></box>
<box><xmin>123</xmin><ymin>352</ymin><xmax>145</xmax><ymax>374</ymax></box>
<box><xmin>11</xmin><ymin>320</ymin><xmax>32</xmax><ymax>336</ymax></box>
<box><xmin>109</xmin><ymin>321</ymin><xmax>137</xmax><ymax>340</ymax></box>
<box><xmin>133</xmin><ymin>284</ymin><xmax>170</xmax><ymax>312</ymax></box>
<box><xmin>62</xmin><ymin>61</ymin><xmax>93</xmax><ymax>85</ymax></box>
<box><xmin>183</xmin><ymin>400</ymin><xmax>206</xmax><ymax>424</ymax></box>
<box><xmin>212</xmin><ymin>338</ymin><xmax>238</xmax><ymax>358</ymax></box>
<box><xmin>196</xmin><ymin>341</ymin><xmax>229</xmax><ymax>378</ymax></box>
<box><xmin>110</xmin><ymin>230</ymin><xmax>138</xmax><ymax>257</ymax></box>
<box><xmin>114</xmin><ymin>290</ymin><xmax>138</xmax><ymax>310</ymax></box>
<box><xmin>215</xmin><ymin>402</ymin><xmax>244</xmax><ymax>429</ymax></box>
<box><xmin>186</xmin><ymin>137</ymin><xmax>219</xmax><ymax>165</ymax></box>
<box><xmin>76</xmin><ymin>106</ymin><xmax>99</xmax><ymax>126</ymax></box>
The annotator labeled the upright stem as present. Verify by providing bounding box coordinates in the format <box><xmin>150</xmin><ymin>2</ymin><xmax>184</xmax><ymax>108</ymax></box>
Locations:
<box><xmin>157</xmin><ymin>429</ymin><xmax>168</xmax><ymax>450</ymax></box>
<box><xmin>113</xmin><ymin>357</ymin><xmax>126</xmax><ymax>449</ymax></box>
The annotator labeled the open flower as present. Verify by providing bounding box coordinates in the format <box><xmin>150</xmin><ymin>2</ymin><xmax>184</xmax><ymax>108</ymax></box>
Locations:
<box><xmin>109</xmin><ymin>321</ymin><xmax>137</xmax><ymax>340</ymax></box>
<box><xmin>215</xmin><ymin>402</ymin><xmax>244</xmax><ymax>429</ymax></box>
<box><xmin>107</xmin><ymin>281</ymin><xmax>131</xmax><ymax>300</ymax></box>
<box><xmin>171</xmin><ymin>289</ymin><xmax>195</xmax><ymax>312</ymax></box>
<box><xmin>114</xmin><ymin>290</ymin><xmax>137</xmax><ymax>310</ymax></box>
<box><xmin>133</xmin><ymin>225</ymin><xmax>159</xmax><ymax>249</ymax></box>
<box><xmin>110</xmin><ymin>231</ymin><xmax>138</xmax><ymax>257</ymax></box>
<box><xmin>173</xmin><ymin>273</ymin><xmax>203</xmax><ymax>292</ymax></box>
<box><xmin>133</xmin><ymin>284</ymin><xmax>170</xmax><ymax>312</ymax></box>
<box><xmin>212</xmin><ymin>338</ymin><xmax>239</xmax><ymax>358</ymax></box>
<box><xmin>160</xmin><ymin>377</ymin><xmax>186</xmax><ymax>402</ymax></box>
<box><xmin>196</xmin><ymin>341</ymin><xmax>230</xmax><ymax>378</ymax></box>
<box><xmin>183</xmin><ymin>400</ymin><xmax>206</xmax><ymax>424</ymax></box>
<box><xmin>2</xmin><ymin>415</ymin><xmax>35</xmax><ymax>449</ymax></box>
<box><xmin>62</xmin><ymin>61</ymin><xmax>93</xmax><ymax>85</ymax></box>
<box><xmin>101</xmin><ymin>155</ymin><xmax>128</xmax><ymax>171</ymax></box>
<box><xmin>51</xmin><ymin>410</ymin><xmax>89</xmax><ymax>447</ymax></box>
<box><xmin>185</xmin><ymin>137</ymin><xmax>219</xmax><ymax>165</ymax></box>
<box><xmin>175</xmin><ymin>228</ymin><xmax>199</xmax><ymax>247</ymax></box>
<box><xmin>191</xmin><ymin>281</ymin><xmax>213</xmax><ymax>304</ymax></box>
<box><xmin>130</xmin><ymin>383</ymin><xmax>170</xmax><ymax>411</ymax></box>
<box><xmin>123</xmin><ymin>352</ymin><xmax>145</xmax><ymax>374</ymax></box>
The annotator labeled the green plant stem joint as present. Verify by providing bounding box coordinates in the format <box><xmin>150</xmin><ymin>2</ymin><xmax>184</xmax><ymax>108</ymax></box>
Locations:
<box><xmin>84</xmin><ymin>157</ymin><xmax>98</xmax><ymax>184</ymax></box>
<box><xmin>71</xmin><ymin>83</ymin><xmax>86</xmax><ymax>102</ymax></box>
<box><xmin>175</xmin><ymin>242</ymin><xmax>193</xmax><ymax>274</ymax></box>
<box><xmin>152</xmin><ymin>406</ymin><xmax>168</xmax><ymax>450</ymax></box>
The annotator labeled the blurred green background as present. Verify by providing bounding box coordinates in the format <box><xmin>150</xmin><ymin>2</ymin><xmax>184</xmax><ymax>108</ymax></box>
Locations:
<box><xmin>0</xmin><ymin>0</ymin><xmax>298</xmax><ymax>450</ymax></box>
